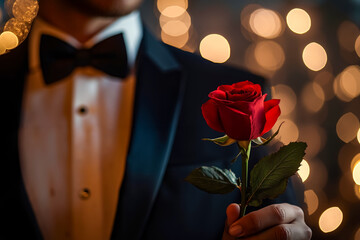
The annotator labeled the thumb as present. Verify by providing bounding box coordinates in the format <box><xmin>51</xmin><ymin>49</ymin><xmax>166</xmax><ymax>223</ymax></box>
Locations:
<box><xmin>226</xmin><ymin>203</ymin><xmax>240</xmax><ymax>226</ymax></box>
<box><xmin>223</xmin><ymin>203</ymin><xmax>241</xmax><ymax>240</ymax></box>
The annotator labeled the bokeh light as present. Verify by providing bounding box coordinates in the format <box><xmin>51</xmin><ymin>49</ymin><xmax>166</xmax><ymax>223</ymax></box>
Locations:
<box><xmin>356</xmin><ymin>35</ymin><xmax>360</xmax><ymax>58</ymax></box>
<box><xmin>159</xmin><ymin>3</ymin><xmax>191</xmax><ymax>50</ymax></box>
<box><xmin>273</xmin><ymin>118</ymin><xmax>299</xmax><ymax>144</ymax></box>
<box><xmin>272</xmin><ymin>84</ymin><xmax>297</xmax><ymax>115</ymax></box>
<box><xmin>254</xmin><ymin>41</ymin><xmax>285</xmax><ymax>71</ymax></box>
<box><xmin>319</xmin><ymin>207</ymin><xmax>343</xmax><ymax>233</ymax></box>
<box><xmin>249</xmin><ymin>8</ymin><xmax>282</xmax><ymax>39</ymax></box>
<box><xmin>337</xmin><ymin>21</ymin><xmax>359</xmax><ymax>52</ymax></box>
<box><xmin>161</xmin><ymin>5</ymin><xmax>186</xmax><ymax>18</ymax></box>
<box><xmin>161</xmin><ymin>31</ymin><xmax>189</xmax><ymax>48</ymax></box>
<box><xmin>199</xmin><ymin>34</ymin><xmax>230</xmax><ymax>63</ymax></box>
<box><xmin>301</xmin><ymin>82</ymin><xmax>325</xmax><ymax>113</ymax></box>
<box><xmin>0</xmin><ymin>31</ymin><xmax>19</xmax><ymax>54</ymax></box>
<box><xmin>353</xmin><ymin>160</ymin><xmax>360</xmax><ymax>185</ymax></box>
<box><xmin>286</xmin><ymin>8</ymin><xmax>311</xmax><ymax>34</ymax></box>
<box><xmin>12</xmin><ymin>0</ymin><xmax>39</xmax><ymax>23</ymax></box>
<box><xmin>304</xmin><ymin>189</ymin><xmax>319</xmax><ymax>215</ymax></box>
<box><xmin>357</xmin><ymin>128</ymin><xmax>360</xmax><ymax>144</ymax></box>
<box><xmin>333</xmin><ymin>65</ymin><xmax>360</xmax><ymax>101</ymax></box>
<box><xmin>161</xmin><ymin>20</ymin><xmax>189</xmax><ymax>37</ymax></box>
<box><xmin>336</xmin><ymin>112</ymin><xmax>360</xmax><ymax>143</ymax></box>
<box><xmin>157</xmin><ymin>0</ymin><xmax>188</xmax><ymax>13</ymax></box>
<box><xmin>298</xmin><ymin>159</ymin><xmax>310</xmax><ymax>182</ymax></box>
<box><xmin>302</xmin><ymin>42</ymin><xmax>327</xmax><ymax>71</ymax></box>
<box><xmin>159</xmin><ymin>9</ymin><xmax>191</xmax><ymax>29</ymax></box>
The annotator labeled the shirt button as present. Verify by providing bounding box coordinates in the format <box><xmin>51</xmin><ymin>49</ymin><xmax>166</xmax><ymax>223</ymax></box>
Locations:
<box><xmin>79</xmin><ymin>188</ymin><xmax>91</xmax><ymax>200</ymax></box>
<box><xmin>77</xmin><ymin>105</ymin><xmax>88</xmax><ymax>115</ymax></box>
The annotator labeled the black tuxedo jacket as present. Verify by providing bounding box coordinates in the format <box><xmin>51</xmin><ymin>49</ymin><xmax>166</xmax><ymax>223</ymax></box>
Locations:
<box><xmin>0</xmin><ymin>28</ymin><xmax>302</xmax><ymax>239</ymax></box>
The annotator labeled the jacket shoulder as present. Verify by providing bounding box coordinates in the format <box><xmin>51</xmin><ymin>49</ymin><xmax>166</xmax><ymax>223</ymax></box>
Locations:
<box><xmin>165</xmin><ymin>45</ymin><xmax>270</xmax><ymax>94</ymax></box>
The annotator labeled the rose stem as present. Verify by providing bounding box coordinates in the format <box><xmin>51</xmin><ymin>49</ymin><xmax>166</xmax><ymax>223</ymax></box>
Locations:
<box><xmin>239</xmin><ymin>141</ymin><xmax>251</xmax><ymax>217</ymax></box>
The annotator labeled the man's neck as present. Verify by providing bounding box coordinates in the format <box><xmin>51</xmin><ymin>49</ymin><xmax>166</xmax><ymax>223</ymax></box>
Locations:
<box><xmin>38</xmin><ymin>1</ymin><xmax>117</xmax><ymax>43</ymax></box>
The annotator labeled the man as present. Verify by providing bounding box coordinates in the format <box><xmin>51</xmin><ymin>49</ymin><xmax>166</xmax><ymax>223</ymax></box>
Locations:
<box><xmin>1</xmin><ymin>0</ymin><xmax>311</xmax><ymax>239</ymax></box>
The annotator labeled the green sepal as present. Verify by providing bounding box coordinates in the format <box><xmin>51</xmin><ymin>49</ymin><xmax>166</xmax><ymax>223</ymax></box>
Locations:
<box><xmin>202</xmin><ymin>135</ymin><xmax>236</xmax><ymax>146</ymax></box>
<box><xmin>247</xmin><ymin>142</ymin><xmax>307</xmax><ymax>207</ymax></box>
<box><xmin>185</xmin><ymin>166</ymin><xmax>239</xmax><ymax>194</ymax></box>
<box><xmin>252</xmin><ymin>122</ymin><xmax>284</xmax><ymax>147</ymax></box>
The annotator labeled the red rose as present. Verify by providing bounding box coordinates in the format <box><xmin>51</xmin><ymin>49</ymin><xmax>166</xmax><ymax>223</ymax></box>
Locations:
<box><xmin>201</xmin><ymin>80</ymin><xmax>280</xmax><ymax>141</ymax></box>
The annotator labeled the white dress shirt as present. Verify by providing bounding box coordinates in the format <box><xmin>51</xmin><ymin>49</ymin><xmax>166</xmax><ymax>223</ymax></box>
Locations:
<box><xmin>19</xmin><ymin>11</ymin><xmax>142</xmax><ymax>240</ymax></box>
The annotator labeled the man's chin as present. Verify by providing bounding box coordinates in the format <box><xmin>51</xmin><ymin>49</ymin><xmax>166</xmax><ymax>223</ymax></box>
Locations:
<box><xmin>69</xmin><ymin>0</ymin><xmax>143</xmax><ymax>18</ymax></box>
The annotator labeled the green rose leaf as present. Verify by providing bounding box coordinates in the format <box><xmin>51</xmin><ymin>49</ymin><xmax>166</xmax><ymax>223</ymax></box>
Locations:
<box><xmin>185</xmin><ymin>166</ymin><xmax>239</xmax><ymax>194</ymax></box>
<box><xmin>248</xmin><ymin>142</ymin><xmax>307</xmax><ymax>207</ymax></box>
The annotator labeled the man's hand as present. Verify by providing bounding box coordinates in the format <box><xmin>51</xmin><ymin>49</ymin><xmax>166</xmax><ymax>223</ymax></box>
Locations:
<box><xmin>222</xmin><ymin>203</ymin><xmax>312</xmax><ymax>240</ymax></box>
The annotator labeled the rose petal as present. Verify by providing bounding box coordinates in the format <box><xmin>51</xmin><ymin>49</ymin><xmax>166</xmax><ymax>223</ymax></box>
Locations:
<box><xmin>217</xmin><ymin>95</ymin><xmax>266</xmax><ymax>140</ymax></box>
<box><xmin>261</xmin><ymin>99</ymin><xmax>281</xmax><ymax>135</ymax></box>
<box><xmin>217</xmin><ymin>104</ymin><xmax>252</xmax><ymax>140</ymax></box>
<box><xmin>232</xmin><ymin>80</ymin><xmax>254</xmax><ymax>88</ymax></box>
<box><xmin>201</xmin><ymin>99</ymin><xmax>225</xmax><ymax>133</ymax></box>
<box><xmin>209</xmin><ymin>89</ymin><xmax>227</xmax><ymax>100</ymax></box>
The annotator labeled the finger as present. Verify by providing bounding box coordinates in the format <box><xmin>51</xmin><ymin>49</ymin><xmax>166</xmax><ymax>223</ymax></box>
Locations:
<box><xmin>226</xmin><ymin>203</ymin><xmax>240</xmax><ymax>226</ymax></box>
<box><xmin>241</xmin><ymin>222</ymin><xmax>312</xmax><ymax>240</ymax></box>
<box><xmin>222</xmin><ymin>204</ymin><xmax>241</xmax><ymax>240</ymax></box>
<box><xmin>229</xmin><ymin>203</ymin><xmax>304</xmax><ymax>237</ymax></box>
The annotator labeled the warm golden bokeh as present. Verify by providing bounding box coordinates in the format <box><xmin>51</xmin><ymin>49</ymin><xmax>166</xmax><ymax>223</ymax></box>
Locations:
<box><xmin>158</xmin><ymin>2</ymin><xmax>191</xmax><ymax>50</ymax></box>
<box><xmin>304</xmin><ymin>189</ymin><xmax>319</xmax><ymax>215</ymax></box>
<box><xmin>254</xmin><ymin>40</ymin><xmax>285</xmax><ymax>71</ymax></box>
<box><xmin>298</xmin><ymin>159</ymin><xmax>310</xmax><ymax>182</ymax></box>
<box><xmin>357</xmin><ymin>128</ymin><xmax>360</xmax><ymax>144</ymax></box>
<box><xmin>249</xmin><ymin>8</ymin><xmax>282</xmax><ymax>39</ymax></box>
<box><xmin>12</xmin><ymin>0</ymin><xmax>38</xmax><ymax>23</ymax></box>
<box><xmin>286</xmin><ymin>8</ymin><xmax>311</xmax><ymax>34</ymax></box>
<box><xmin>336</xmin><ymin>112</ymin><xmax>360</xmax><ymax>143</ymax></box>
<box><xmin>302</xmin><ymin>42</ymin><xmax>327</xmax><ymax>71</ymax></box>
<box><xmin>161</xmin><ymin>31</ymin><xmax>189</xmax><ymax>48</ymax></box>
<box><xmin>337</xmin><ymin>65</ymin><xmax>360</xmax><ymax>101</ymax></box>
<box><xmin>301</xmin><ymin>82</ymin><xmax>325</xmax><ymax>112</ymax></box>
<box><xmin>199</xmin><ymin>34</ymin><xmax>231</xmax><ymax>63</ymax></box>
<box><xmin>157</xmin><ymin>0</ymin><xmax>188</xmax><ymax>13</ymax></box>
<box><xmin>356</xmin><ymin>35</ymin><xmax>360</xmax><ymax>58</ymax></box>
<box><xmin>273</xmin><ymin>118</ymin><xmax>299</xmax><ymax>144</ymax></box>
<box><xmin>4</xmin><ymin>18</ymin><xmax>30</xmax><ymax>43</ymax></box>
<box><xmin>161</xmin><ymin>5</ymin><xmax>186</xmax><ymax>18</ymax></box>
<box><xmin>0</xmin><ymin>31</ymin><xmax>19</xmax><ymax>54</ymax></box>
<box><xmin>161</xmin><ymin>20</ymin><xmax>189</xmax><ymax>37</ymax></box>
<box><xmin>271</xmin><ymin>84</ymin><xmax>296</xmax><ymax>115</ymax></box>
<box><xmin>337</xmin><ymin>21</ymin><xmax>359</xmax><ymax>52</ymax></box>
<box><xmin>319</xmin><ymin>207</ymin><xmax>343</xmax><ymax>233</ymax></box>
<box><xmin>353</xmin><ymin>160</ymin><xmax>360</xmax><ymax>185</ymax></box>
<box><xmin>159</xmin><ymin>9</ymin><xmax>191</xmax><ymax>29</ymax></box>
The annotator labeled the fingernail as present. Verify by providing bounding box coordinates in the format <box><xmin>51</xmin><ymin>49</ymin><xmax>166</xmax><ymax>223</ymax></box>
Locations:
<box><xmin>229</xmin><ymin>225</ymin><xmax>243</xmax><ymax>236</ymax></box>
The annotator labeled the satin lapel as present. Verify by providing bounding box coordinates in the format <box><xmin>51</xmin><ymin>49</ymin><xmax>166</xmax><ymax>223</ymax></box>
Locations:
<box><xmin>1</xmin><ymin>40</ymin><xmax>43</xmax><ymax>239</ymax></box>
<box><xmin>111</xmin><ymin>29</ymin><xmax>186</xmax><ymax>240</ymax></box>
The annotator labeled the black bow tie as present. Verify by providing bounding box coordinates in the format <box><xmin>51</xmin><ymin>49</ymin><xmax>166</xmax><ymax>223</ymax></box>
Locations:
<box><xmin>40</xmin><ymin>33</ymin><xmax>129</xmax><ymax>85</ymax></box>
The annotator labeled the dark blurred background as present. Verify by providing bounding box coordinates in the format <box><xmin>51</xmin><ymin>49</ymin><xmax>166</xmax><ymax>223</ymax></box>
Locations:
<box><xmin>140</xmin><ymin>0</ymin><xmax>360</xmax><ymax>239</ymax></box>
